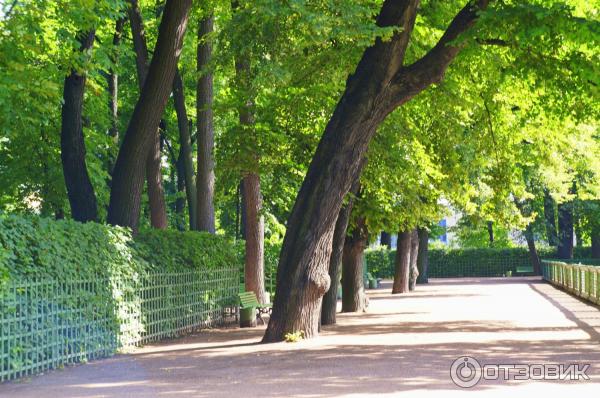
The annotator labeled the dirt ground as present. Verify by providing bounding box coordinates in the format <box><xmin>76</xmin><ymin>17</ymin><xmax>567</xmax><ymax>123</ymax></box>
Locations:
<box><xmin>2</xmin><ymin>277</ymin><xmax>600</xmax><ymax>397</ymax></box>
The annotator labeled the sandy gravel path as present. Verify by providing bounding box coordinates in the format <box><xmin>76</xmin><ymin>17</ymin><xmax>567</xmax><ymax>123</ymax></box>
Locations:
<box><xmin>2</xmin><ymin>277</ymin><xmax>599</xmax><ymax>397</ymax></box>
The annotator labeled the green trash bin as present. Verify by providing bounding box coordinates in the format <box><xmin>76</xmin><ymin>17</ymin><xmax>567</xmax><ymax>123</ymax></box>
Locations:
<box><xmin>240</xmin><ymin>307</ymin><xmax>256</xmax><ymax>328</ymax></box>
<box><xmin>368</xmin><ymin>278</ymin><xmax>377</xmax><ymax>289</ymax></box>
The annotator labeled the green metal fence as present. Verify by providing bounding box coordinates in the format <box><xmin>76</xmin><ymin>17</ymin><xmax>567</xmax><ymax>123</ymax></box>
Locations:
<box><xmin>0</xmin><ymin>267</ymin><xmax>239</xmax><ymax>382</ymax></box>
<box><xmin>542</xmin><ymin>261</ymin><xmax>600</xmax><ymax>306</ymax></box>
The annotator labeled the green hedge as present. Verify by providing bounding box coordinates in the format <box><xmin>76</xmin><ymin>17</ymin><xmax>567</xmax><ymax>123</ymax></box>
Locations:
<box><xmin>0</xmin><ymin>214</ymin><xmax>239</xmax><ymax>382</ymax></box>
<box><xmin>365</xmin><ymin>246</ymin><xmax>597</xmax><ymax>279</ymax></box>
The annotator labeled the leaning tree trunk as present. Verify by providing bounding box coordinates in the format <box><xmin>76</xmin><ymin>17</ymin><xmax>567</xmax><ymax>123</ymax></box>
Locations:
<box><xmin>126</xmin><ymin>0</ymin><xmax>169</xmax><ymax>230</ymax></box>
<box><xmin>60</xmin><ymin>30</ymin><xmax>98</xmax><ymax>223</ymax></box>
<box><xmin>263</xmin><ymin>0</ymin><xmax>491</xmax><ymax>342</ymax></box>
<box><xmin>196</xmin><ymin>15</ymin><xmax>216</xmax><ymax>233</ymax></box>
<box><xmin>416</xmin><ymin>228</ymin><xmax>429</xmax><ymax>284</ymax></box>
<box><xmin>320</xmin><ymin>186</ymin><xmax>357</xmax><ymax>325</ymax></box>
<box><xmin>393</xmin><ymin>230</ymin><xmax>412</xmax><ymax>294</ymax></box>
<box><xmin>173</xmin><ymin>69</ymin><xmax>197</xmax><ymax>230</ymax></box>
<box><xmin>408</xmin><ymin>229</ymin><xmax>420</xmax><ymax>291</ymax></box>
<box><xmin>108</xmin><ymin>0</ymin><xmax>192</xmax><ymax>230</ymax></box>
<box><xmin>544</xmin><ymin>190</ymin><xmax>558</xmax><ymax>246</ymax></box>
<box><xmin>243</xmin><ymin>173</ymin><xmax>267</xmax><ymax>304</ymax></box>
<box><xmin>524</xmin><ymin>224</ymin><xmax>542</xmax><ymax>275</ymax></box>
<box><xmin>557</xmin><ymin>201</ymin><xmax>574</xmax><ymax>259</ymax></box>
<box><xmin>380</xmin><ymin>232</ymin><xmax>392</xmax><ymax>248</ymax></box>
<box><xmin>341</xmin><ymin>217</ymin><xmax>368</xmax><ymax>313</ymax></box>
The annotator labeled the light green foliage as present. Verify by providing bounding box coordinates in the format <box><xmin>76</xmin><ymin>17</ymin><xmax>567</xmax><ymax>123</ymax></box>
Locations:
<box><xmin>0</xmin><ymin>214</ymin><xmax>239</xmax><ymax>381</ymax></box>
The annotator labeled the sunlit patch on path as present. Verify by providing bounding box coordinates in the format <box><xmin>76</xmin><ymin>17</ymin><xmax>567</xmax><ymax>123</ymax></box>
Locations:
<box><xmin>2</xmin><ymin>277</ymin><xmax>599</xmax><ymax>398</ymax></box>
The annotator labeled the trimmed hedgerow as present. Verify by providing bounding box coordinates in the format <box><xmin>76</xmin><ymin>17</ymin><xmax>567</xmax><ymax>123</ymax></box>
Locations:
<box><xmin>0</xmin><ymin>214</ymin><xmax>240</xmax><ymax>382</ymax></box>
<box><xmin>365</xmin><ymin>246</ymin><xmax>596</xmax><ymax>279</ymax></box>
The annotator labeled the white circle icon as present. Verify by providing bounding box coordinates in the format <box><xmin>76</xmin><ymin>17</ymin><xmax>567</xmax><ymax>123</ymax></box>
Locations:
<box><xmin>450</xmin><ymin>356</ymin><xmax>482</xmax><ymax>388</ymax></box>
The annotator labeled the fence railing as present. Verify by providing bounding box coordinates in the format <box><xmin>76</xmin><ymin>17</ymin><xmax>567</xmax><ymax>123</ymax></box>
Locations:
<box><xmin>542</xmin><ymin>261</ymin><xmax>600</xmax><ymax>305</ymax></box>
<box><xmin>0</xmin><ymin>267</ymin><xmax>239</xmax><ymax>382</ymax></box>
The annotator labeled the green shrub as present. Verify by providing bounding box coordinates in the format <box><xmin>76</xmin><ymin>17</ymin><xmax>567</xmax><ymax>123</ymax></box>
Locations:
<box><xmin>365</xmin><ymin>245</ymin><xmax>595</xmax><ymax>279</ymax></box>
<box><xmin>0</xmin><ymin>214</ymin><xmax>240</xmax><ymax>382</ymax></box>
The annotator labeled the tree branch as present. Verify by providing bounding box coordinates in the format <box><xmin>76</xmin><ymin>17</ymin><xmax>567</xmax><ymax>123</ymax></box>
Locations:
<box><xmin>389</xmin><ymin>0</ymin><xmax>491</xmax><ymax>106</ymax></box>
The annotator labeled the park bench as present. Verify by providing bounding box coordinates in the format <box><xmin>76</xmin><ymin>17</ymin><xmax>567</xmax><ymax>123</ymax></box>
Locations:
<box><xmin>516</xmin><ymin>265</ymin><xmax>534</xmax><ymax>276</ymax></box>
<box><xmin>238</xmin><ymin>291</ymin><xmax>272</xmax><ymax>326</ymax></box>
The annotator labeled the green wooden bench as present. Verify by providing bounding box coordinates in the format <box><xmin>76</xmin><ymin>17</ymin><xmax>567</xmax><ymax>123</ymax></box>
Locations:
<box><xmin>516</xmin><ymin>265</ymin><xmax>534</xmax><ymax>275</ymax></box>
<box><xmin>239</xmin><ymin>291</ymin><xmax>272</xmax><ymax>326</ymax></box>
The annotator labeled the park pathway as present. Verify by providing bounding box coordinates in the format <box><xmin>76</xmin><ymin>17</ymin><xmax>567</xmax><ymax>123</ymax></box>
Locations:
<box><xmin>2</xmin><ymin>277</ymin><xmax>600</xmax><ymax>397</ymax></box>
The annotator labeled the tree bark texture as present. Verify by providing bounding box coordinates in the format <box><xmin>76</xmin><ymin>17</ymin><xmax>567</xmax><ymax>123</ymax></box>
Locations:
<box><xmin>557</xmin><ymin>201</ymin><xmax>574</xmax><ymax>259</ymax></box>
<box><xmin>380</xmin><ymin>231</ymin><xmax>392</xmax><ymax>248</ymax></box>
<box><xmin>243</xmin><ymin>173</ymin><xmax>267</xmax><ymax>304</ymax></box>
<box><xmin>173</xmin><ymin>69</ymin><xmax>197</xmax><ymax>230</ymax></box>
<box><xmin>263</xmin><ymin>0</ymin><xmax>491</xmax><ymax>342</ymax></box>
<box><xmin>524</xmin><ymin>224</ymin><xmax>542</xmax><ymax>275</ymax></box>
<box><xmin>127</xmin><ymin>0</ymin><xmax>169</xmax><ymax>229</ymax></box>
<box><xmin>416</xmin><ymin>228</ymin><xmax>429</xmax><ymax>284</ymax></box>
<box><xmin>408</xmin><ymin>228</ymin><xmax>420</xmax><ymax>291</ymax></box>
<box><xmin>233</xmin><ymin>3</ymin><xmax>265</xmax><ymax>305</ymax></box>
<box><xmin>320</xmin><ymin>187</ymin><xmax>357</xmax><ymax>325</ymax></box>
<box><xmin>341</xmin><ymin>217</ymin><xmax>369</xmax><ymax>313</ymax></box>
<box><xmin>60</xmin><ymin>30</ymin><xmax>98</xmax><ymax>223</ymax></box>
<box><xmin>393</xmin><ymin>230</ymin><xmax>412</xmax><ymax>294</ymax></box>
<box><xmin>108</xmin><ymin>0</ymin><xmax>191</xmax><ymax>230</ymax></box>
<box><xmin>543</xmin><ymin>190</ymin><xmax>558</xmax><ymax>246</ymax></box>
<box><xmin>196</xmin><ymin>15</ymin><xmax>216</xmax><ymax>233</ymax></box>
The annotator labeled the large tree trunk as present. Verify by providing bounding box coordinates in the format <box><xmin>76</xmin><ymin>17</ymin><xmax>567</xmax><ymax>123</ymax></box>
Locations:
<box><xmin>524</xmin><ymin>224</ymin><xmax>542</xmax><ymax>275</ymax></box>
<box><xmin>263</xmin><ymin>0</ymin><xmax>490</xmax><ymax>342</ymax></box>
<box><xmin>408</xmin><ymin>229</ymin><xmax>420</xmax><ymax>291</ymax></box>
<box><xmin>380</xmin><ymin>231</ymin><xmax>392</xmax><ymax>248</ymax></box>
<box><xmin>557</xmin><ymin>201</ymin><xmax>574</xmax><ymax>259</ymax></box>
<box><xmin>173</xmin><ymin>70</ymin><xmax>197</xmax><ymax>230</ymax></box>
<box><xmin>127</xmin><ymin>0</ymin><xmax>169</xmax><ymax>230</ymax></box>
<box><xmin>320</xmin><ymin>186</ymin><xmax>358</xmax><ymax>325</ymax></box>
<box><xmin>243</xmin><ymin>173</ymin><xmax>266</xmax><ymax>304</ymax></box>
<box><xmin>392</xmin><ymin>230</ymin><xmax>412</xmax><ymax>294</ymax></box>
<box><xmin>108</xmin><ymin>0</ymin><xmax>192</xmax><ymax>230</ymax></box>
<box><xmin>60</xmin><ymin>30</ymin><xmax>98</xmax><ymax>223</ymax></box>
<box><xmin>196</xmin><ymin>15</ymin><xmax>216</xmax><ymax>233</ymax></box>
<box><xmin>544</xmin><ymin>190</ymin><xmax>558</xmax><ymax>246</ymax></box>
<box><xmin>341</xmin><ymin>218</ymin><xmax>368</xmax><ymax>313</ymax></box>
<box><xmin>233</xmin><ymin>1</ymin><xmax>265</xmax><ymax>304</ymax></box>
<box><xmin>416</xmin><ymin>228</ymin><xmax>429</xmax><ymax>284</ymax></box>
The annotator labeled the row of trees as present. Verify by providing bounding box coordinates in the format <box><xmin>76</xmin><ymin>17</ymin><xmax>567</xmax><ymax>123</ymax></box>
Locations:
<box><xmin>0</xmin><ymin>0</ymin><xmax>598</xmax><ymax>341</ymax></box>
